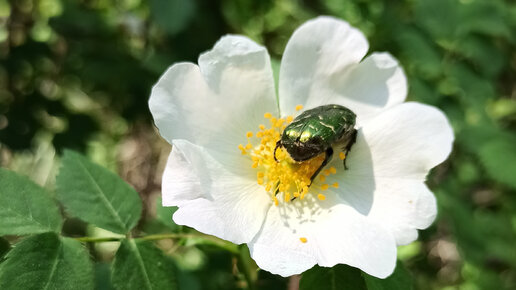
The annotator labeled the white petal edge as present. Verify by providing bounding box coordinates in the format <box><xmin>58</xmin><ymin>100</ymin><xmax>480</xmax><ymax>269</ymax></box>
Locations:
<box><xmin>321</xmin><ymin>102</ymin><xmax>452</xmax><ymax>244</ymax></box>
<box><xmin>279</xmin><ymin>16</ymin><xmax>369</xmax><ymax>116</ymax></box>
<box><xmin>327</xmin><ymin>53</ymin><xmax>408</xmax><ymax>126</ymax></box>
<box><xmin>162</xmin><ymin>139</ymin><xmax>271</xmax><ymax>244</ymax></box>
<box><xmin>361</xmin><ymin>102</ymin><xmax>454</xmax><ymax>179</ymax></box>
<box><xmin>149</xmin><ymin>35</ymin><xmax>278</xmax><ymax>168</ymax></box>
<box><xmin>249</xmin><ymin>200</ymin><xmax>397</xmax><ymax>278</ymax></box>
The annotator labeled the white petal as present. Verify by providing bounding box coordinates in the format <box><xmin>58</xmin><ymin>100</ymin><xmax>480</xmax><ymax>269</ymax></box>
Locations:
<box><xmin>329</xmin><ymin>53</ymin><xmax>407</xmax><ymax>125</ymax></box>
<box><xmin>366</xmin><ymin>179</ymin><xmax>437</xmax><ymax>245</ymax></box>
<box><xmin>162</xmin><ymin>140</ymin><xmax>271</xmax><ymax>244</ymax></box>
<box><xmin>249</xmin><ymin>198</ymin><xmax>397</xmax><ymax>278</ymax></box>
<box><xmin>279</xmin><ymin>17</ymin><xmax>407</xmax><ymax>124</ymax></box>
<box><xmin>361</xmin><ymin>102</ymin><xmax>454</xmax><ymax>179</ymax></box>
<box><xmin>149</xmin><ymin>35</ymin><xmax>277</xmax><ymax>163</ymax></box>
<box><xmin>279</xmin><ymin>16</ymin><xmax>369</xmax><ymax>115</ymax></box>
<box><xmin>324</xmin><ymin>102</ymin><xmax>451</xmax><ymax>244</ymax></box>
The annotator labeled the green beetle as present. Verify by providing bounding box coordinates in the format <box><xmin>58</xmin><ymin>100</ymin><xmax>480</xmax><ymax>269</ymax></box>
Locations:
<box><xmin>274</xmin><ymin>104</ymin><xmax>357</xmax><ymax>184</ymax></box>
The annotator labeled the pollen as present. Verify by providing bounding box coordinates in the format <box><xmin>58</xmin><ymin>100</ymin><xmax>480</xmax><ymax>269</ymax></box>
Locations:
<box><xmin>295</xmin><ymin>104</ymin><xmax>304</xmax><ymax>111</ymax></box>
<box><xmin>339</xmin><ymin>152</ymin><xmax>346</xmax><ymax>160</ymax></box>
<box><xmin>240</xmin><ymin>107</ymin><xmax>340</xmax><ymax>205</ymax></box>
<box><xmin>299</xmin><ymin>237</ymin><xmax>308</xmax><ymax>243</ymax></box>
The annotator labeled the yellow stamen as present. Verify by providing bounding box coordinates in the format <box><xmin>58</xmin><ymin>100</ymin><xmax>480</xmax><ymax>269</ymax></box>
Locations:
<box><xmin>239</xmin><ymin>106</ymin><xmax>340</xmax><ymax>205</ymax></box>
<box><xmin>339</xmin><ymin>152</ymin><xmax>346</xmax><ymax>160</ymax></box>
<box><xmin>333</xmin><ymin>182</ymin><xmax>339</xmax><ymax>188</ymax></box>
<box><xmin>295</xmin><ymin>104</ymin><xmax>304</xmax><ymax>111</ymax></box>
<box><xmin>299</xmin><ymin>237</ymin><xmax>307</xmax><ymax>243</ymax></box>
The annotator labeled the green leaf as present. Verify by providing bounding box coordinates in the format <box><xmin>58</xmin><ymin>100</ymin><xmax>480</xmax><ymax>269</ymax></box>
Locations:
<box><xmin>155</xmin><ymin>197</ymin><xmax>180</xmax><ymax>232</ymax></box>
<box><xmin>0</xmin><ymin>168</ymin><xmax>62</xmax><ymax>235</ymax></box>
<box><xmin>149</xmin><ymin>0</ymin><xmax>195</xmax><ymax>35</ymax></box>
<box><xmin>56</xmin><ymin>150</ymin><xmax>142</xmax><ymax>234</ymax></box>
<box><xmin>0</xmin><ymin>233</ymin><xmax>94</xmax><ymax>289</ymax></box>
<box><xmin>111</xmin><ymin>239</ymin><xmax>178</xmax><ymax>290</ymax></box>
<box><xmin>0</xmin><ymin>238</ymin><xmax>9</xmax><ymax>259</ymax></box>
<box><xmin>300</xmin><ymin>264</ymin><xmax>367</xmax><ymax>290</ymax></box>
<box><xmin>300</xmin><ymin>262</ymin><xmax>412</xmax><ymax>290</ymax></box>
<box><xmin>479</xmin><ymin>139</ymin><xmax>516</xmax><ymax>190</ymax></box>
<box><xmin>363</xmin><ymin>262</ymin><xmax>413</xmax><ymax>290</ymax></box>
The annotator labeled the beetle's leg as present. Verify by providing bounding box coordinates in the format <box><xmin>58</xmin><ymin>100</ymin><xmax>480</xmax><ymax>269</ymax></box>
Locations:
<box><xmin>342</xmin><ymin>129</ymin><xmax>357</xmax><ymax>170</ymax></box>
<box><xmin>310</xmin><ymin>147</ymin><xmax>333</xmax><ymax>185</ymax></box>
<box><xmin>289</xmin><ymin>148</ymin><xmax>334</xmax><ymax>202</ymax></box>
<box><xmin>273</xmin><ymin>141</ymin><xmax>281</xmax><ymax>162</ymax></box>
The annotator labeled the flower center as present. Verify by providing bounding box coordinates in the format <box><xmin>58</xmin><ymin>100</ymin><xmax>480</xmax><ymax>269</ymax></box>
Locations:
<box><xmin>238</xmin><ymin>105</ymin><xmax>340</xmax><ymax>205</ymax></box>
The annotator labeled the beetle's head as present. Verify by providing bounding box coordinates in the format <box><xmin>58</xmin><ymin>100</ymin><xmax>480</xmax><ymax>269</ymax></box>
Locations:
<box><xmin>276</xmin><ymin>129</ymin><xmax>325</xmax><ymax>162</ymax></box>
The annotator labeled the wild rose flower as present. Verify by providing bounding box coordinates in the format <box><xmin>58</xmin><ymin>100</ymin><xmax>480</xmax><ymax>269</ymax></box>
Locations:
<box><xmin>149</xmin><ymin>16</ymin><xmax>454</xmax><ymax>278</ymax></box>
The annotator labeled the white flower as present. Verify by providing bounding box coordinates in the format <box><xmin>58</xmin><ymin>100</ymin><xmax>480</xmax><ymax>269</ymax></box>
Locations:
<box><xmin>149</xmin><ymin>16</ymin><xmax>454</xmax><ymax>278</ymax></box>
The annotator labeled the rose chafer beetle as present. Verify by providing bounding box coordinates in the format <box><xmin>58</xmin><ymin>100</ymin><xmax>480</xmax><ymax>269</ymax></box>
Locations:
<box><xmin>274</xmin><ymin>104</ymin><xmax>357</xmax><ymax>184</ymax></box>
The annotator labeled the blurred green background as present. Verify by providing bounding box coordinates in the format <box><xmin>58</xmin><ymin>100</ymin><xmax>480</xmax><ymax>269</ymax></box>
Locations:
<box><xmin>1</xmin><ymin>0</ymin><xmax>516</xmax><ymax>289</ymax></box>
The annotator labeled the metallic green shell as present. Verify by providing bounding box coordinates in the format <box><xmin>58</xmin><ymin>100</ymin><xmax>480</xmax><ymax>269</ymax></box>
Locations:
<box><xmin>280</xmin><ymin>104</ymin><xmax>356</xmax><ymax>161</ymax></box>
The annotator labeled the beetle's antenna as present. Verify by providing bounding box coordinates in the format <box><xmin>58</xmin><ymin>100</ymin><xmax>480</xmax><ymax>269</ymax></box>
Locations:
<box><xmin>273</xmin><ymin>141</ymin><xmax>281</xmax><ymax>162</ymax></box>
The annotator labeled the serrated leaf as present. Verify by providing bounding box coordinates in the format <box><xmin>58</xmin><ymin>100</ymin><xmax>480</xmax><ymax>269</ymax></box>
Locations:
<box><xmin>300</xmin><ymin>264</ymin><xmax>367</xmax><ymax>290</ymax></box>
<box><xmin>56</xmin><ymin>150</ymin><xmax>142</xmax><ymax>234</ymax></box>
<box><xmin>111</xmin><ymin>239</ymin><xmax>177</xmax><ymax>290</ymax></box>
<box><xmin>300</xmin><ymin>262</ymin><xmax>412</xmax><ymax>290</ymax></box>
<box><xmin>0</xmin><ymin>168</ymin><xmax>63</xmax><ymax>235</ymax></box>
<box><xmin>0</xmin><ymin>233</ymin><xmax>94</xmax><ymax>289</ymax></box>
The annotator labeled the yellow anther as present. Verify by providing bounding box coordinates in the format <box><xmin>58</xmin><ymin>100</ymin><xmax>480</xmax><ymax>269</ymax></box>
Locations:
<box><xmin>317</xmin><ymin>194</ymin><xmax>326</xmax><ymax>201</ymax></box>
<box><xmin>339</xmin><ymin>152</ymin><xmax>346</xmax><ymax>160</ymax></box>
<box><xmin>238</xmin><ymin>144</ymin><xmax>247</xmax><ymax>155</ymax></box>
<box><xmin>332</xmin><ymin>182</ymin><xmax>339</xmax><ymax>188</ymax></box>
<box><xmin>299</xmin><ymin>237</ymin><xmax>307</xmax><ymax>243</ymax></box>
<box><xmin>244</xmin><ymin>112</ymin><xmax>332</xmax><ymax>204</ymax></box>
<box><xmin>286</xmin><ymin>116</ymin><xmax>294</xmax><ymax>123</ymax></box>
<box><xmin>321</xmin><ymin>184</ymin><xmax>329</xmax><ymax>191</ymax></box>
<box><xmin>329</xmin><ymin>167</ymin><xmax>337</xmax><ymax>174</ymax></box>
<box><xmin>295</xmin><ymin>104</ymin><xmax>304</xmax><ymax>111</ymax></box>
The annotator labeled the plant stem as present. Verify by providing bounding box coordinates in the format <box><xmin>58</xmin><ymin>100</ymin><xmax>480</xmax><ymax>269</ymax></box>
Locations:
<box><xmin>73</xmin><ymin>233</ymin><xmax>238</xmax><ymax>253</ymax></box>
